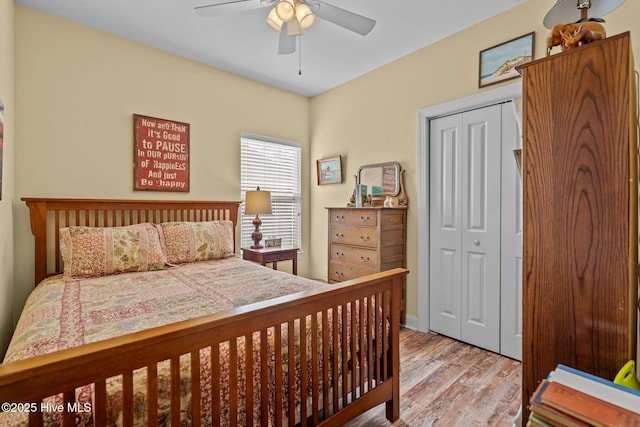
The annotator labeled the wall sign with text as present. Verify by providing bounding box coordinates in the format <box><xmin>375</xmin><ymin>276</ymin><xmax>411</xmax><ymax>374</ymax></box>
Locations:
<box><xmin>133</xmin><ymin>114</ymin><xmax>190</xmax><ymax>192</ymax></box>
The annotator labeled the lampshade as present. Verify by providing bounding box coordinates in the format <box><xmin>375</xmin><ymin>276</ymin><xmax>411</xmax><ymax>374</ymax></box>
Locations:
<box><xmin>286</xmin><ymin>19</ymin><xmax>302</xmax><ymax>36</ymax></box>
<box><xmin>275</xmin><ymin>0</ymin><xmax>295</xmax><ymax>22</ymax></box>
<box><xmin>245</xmin><ymin>188</ymin><xmax>272</xmax><ymax>215</ymax></box>
<box><xmin>543</xmin><ymin>0</ymin><xmax>624</xmax><ymax>28</ymax></box>
<box><xmin>267</xmin><ymin>8</ymin><xmax>284</xmax><ymax>31</ymax></box>
<box><xmin>295</xmin><ymin>2</ymin><xmax>315</xmax><ymax>30</ymax></box>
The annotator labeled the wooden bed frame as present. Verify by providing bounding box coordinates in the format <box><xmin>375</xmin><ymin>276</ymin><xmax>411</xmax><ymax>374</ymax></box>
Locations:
<box><xmin>0</xmin><ymin>198</ymin><xmax>408</xmax><ymax>426</ymax></box>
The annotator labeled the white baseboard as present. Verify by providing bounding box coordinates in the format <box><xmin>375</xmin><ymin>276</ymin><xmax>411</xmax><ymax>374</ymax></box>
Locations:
<box><xmin>403</xmin><ymin>314</ymin><xmax>418</xmax><ymax>330</ymax></box>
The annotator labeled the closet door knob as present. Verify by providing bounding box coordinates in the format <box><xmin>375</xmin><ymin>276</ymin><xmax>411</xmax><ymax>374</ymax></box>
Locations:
<box><xmin>473</xmin><ymin>239</ymin><xmax>480</xmax><ymax>245</ymax></box>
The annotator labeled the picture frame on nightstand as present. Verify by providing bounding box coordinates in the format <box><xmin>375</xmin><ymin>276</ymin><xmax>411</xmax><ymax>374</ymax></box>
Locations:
<box><xmin>264</xmin><ymin>238</ymin><xmax>281</xmax><ymax>248</ymax></box>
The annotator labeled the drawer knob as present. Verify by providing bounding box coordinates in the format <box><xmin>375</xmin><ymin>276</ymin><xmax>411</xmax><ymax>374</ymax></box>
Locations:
<box><xmin>334</xmin><ymin>271</ymin><xmax>344</xmax><ymax>277</ymax></box>
<box><xmin>335</xmin><ymin>252</ymin><xmax>344</xmax><ymax>258</ymax></box>
<box><xmin>335</xmin><ymin>233</ymin><xmax>344</xmax><ymax>239</ymax></box>
<box><xmin>360</xmin><ymin>256</ymin><xmax>370</xmax><ymax>262</ymax></box>
<box><xmin>359</xmin><ymin>216</ymin><xmax>370</xmax><ymax>222</ymax></box>
<box><xmin>360</xmin><ymin>235</ymin><xmax>370</xmax><ymax>241</ymax></box>
<box><xmin>336</xmin><ymin>215</ymin><xmax>345</xmax><ymax>221</ymax></box>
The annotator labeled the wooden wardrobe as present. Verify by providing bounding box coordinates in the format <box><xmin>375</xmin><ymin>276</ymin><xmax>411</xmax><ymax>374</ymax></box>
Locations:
<box><xmin>519</xmin><ymin>32</ymin><xmax>638</xmax><ymax>420</ymax></box>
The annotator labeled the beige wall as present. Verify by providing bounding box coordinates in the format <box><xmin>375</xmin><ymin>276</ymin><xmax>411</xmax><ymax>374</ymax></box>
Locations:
<box><xmin>0</xmin><ymin>0</ymin><xmax>14</xmax><ymax>355</ymax></box>
<box><xmin>308</xmin><ymin>0</ymin><xmax>640</xmax><ymax>321</ymax></box>
<box><xmin>6</xmin><ymin>0</ymin><xmax>640</xmax><ymax>353</ymax></box>
<box><xmin>10</xmin><ymin>5</ymin><xmax>310</xmax><ymax>352</ymax></box>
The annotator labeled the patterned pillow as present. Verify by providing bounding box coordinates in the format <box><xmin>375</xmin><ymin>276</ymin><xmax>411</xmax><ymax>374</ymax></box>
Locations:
<box><xmin>157</xmin><ymin>221</ymin><xmax>235</xmax><ymax>265</ymax></box>
<box><xmin>60</xmin><ymin>223</ymin><xmax>167</xmax><ymax>278</ymax></box>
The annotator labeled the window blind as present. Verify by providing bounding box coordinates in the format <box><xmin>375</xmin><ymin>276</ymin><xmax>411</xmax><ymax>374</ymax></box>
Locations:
<box><xmin>240</xmin><ymin>135</ymin><xmax>301</xmax><ymax>250</ymax></box>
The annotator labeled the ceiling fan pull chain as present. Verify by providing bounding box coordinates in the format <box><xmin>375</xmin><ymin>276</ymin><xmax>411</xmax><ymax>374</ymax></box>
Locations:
<box><xmin>298</xmin><ymin>36</ymin><xmax>302</xmax><ymax>75</ymax></box>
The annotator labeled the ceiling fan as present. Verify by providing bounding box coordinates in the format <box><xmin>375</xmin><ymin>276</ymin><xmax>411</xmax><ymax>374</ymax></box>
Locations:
<box><xmin>194</xmin><ymin>0</ymin><xmax>376</xmax><ymax>55</ymax></box>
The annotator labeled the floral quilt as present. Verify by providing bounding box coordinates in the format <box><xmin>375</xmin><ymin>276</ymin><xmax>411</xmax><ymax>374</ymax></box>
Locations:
<box><xmin>1</xmin><ymin>256</ymin><xmax>349</xmax><ymax>426</ymax></box>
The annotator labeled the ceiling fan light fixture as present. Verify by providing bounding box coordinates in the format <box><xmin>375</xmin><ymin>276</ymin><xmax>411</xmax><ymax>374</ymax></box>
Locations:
<box><xmin>286</xmin><ymin>19</ymin><xmax>302</xmax><ymax>35</ymax></box>
<box><xmin>267</xmin><ymin>7</ymin><xmax>284</xmax><ymax>31</ymax></box>
<box><xmin>275</xmin><ymin>0</ymin><xmax>295</xmax><ymax>22</ymax></box>
<box><xmin>295</xmin><ymin>2</ymin><xmax>315</xmax><ymax>30</ymax></box>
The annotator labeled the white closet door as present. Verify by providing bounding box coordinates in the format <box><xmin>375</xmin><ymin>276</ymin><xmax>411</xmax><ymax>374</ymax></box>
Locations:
<box><xmin>429</xmin><ymin>104</ymin><xmax>501</xmax><ymax>353</ymax></box>
<box><xmin>459</xmin><ymin>105</ymin><xmax>501</xmax><ymax>353</ymax></box>
<box><xmin>429</xmin><ymin>113</ymin><xmax>463</xmax><ymax>338</ymax></box>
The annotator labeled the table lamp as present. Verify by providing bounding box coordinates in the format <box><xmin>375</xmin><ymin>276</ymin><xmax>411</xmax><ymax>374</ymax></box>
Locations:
<box><xmin>245</xmin><ymin>186</ymin><xmax>272</xmax><ymax>249</ymax></box>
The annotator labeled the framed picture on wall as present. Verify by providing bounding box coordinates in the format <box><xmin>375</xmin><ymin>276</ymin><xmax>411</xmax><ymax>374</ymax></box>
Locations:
<box><xmin>316</xmin><ymin>156</ymin><xmax>342</xmax><ymax>185</ymax></box>
<box><xmin>133</xmin><ymin>114</ymin><xmax>190</xmax><ymax>192</ymax></box>
<box><xmin>479</xmin><ymin>32</ymin><xmax>535</xmax><ymax>88</ymax></box>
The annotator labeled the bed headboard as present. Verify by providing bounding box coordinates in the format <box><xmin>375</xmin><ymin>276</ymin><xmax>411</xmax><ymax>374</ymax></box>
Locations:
<box><xmin>22</xmin><ymin>198</ymin><xmax>241</xmax><ymax>285</ymax></box>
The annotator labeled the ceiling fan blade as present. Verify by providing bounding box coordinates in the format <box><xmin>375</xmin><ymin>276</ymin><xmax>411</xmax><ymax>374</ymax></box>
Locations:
<box><xmin>194</xmin><ymin>0</ymin><xmax>272</xmax><ymax>17</ymax></box>
<box><xmin>278</xmin><ymin>25</ymin><xmax>296</xmax><ymax>55</ymax></box>
<box><xmin>311</xmin><ymin>1</ymin><xmax>375</xmax><ymax>36</ymax></box>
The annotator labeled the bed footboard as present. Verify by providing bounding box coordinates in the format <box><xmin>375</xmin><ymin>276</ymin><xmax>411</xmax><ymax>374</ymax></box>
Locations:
<box><xmin>0</xmin><ymin>268</ymin><xmax>407</xmax><ymax>426</ymax></box>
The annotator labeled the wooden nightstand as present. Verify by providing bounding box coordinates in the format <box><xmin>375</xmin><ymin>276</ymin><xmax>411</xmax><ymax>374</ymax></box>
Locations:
<box><xmin>241</xmin><ymin>247</ymin><xmax>299</xmax><ymax>275</ymax></box>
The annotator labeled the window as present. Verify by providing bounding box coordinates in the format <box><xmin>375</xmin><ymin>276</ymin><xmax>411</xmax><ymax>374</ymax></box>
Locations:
<box><xmin>240</xmin><ymin>134</ymin><xmax>301</xmax><ymax>251</ymax></box>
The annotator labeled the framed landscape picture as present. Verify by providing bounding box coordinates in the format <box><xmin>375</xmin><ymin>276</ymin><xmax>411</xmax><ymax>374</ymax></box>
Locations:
<box><xmin>479</xmin><ymin>32</ymin><xmax>535</xmax><ymax>88</ymax></box>
<box><xmin>317</xmin><ymin>156</ymin><xmax>342</xmax><ymax>185</ymax></box>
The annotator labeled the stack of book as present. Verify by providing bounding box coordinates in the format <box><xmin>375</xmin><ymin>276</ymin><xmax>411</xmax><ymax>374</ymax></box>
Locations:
<box><xmin>528</xmin><ymin>364</ymin><xmax>640</xmax><ymax>426</ymax></box>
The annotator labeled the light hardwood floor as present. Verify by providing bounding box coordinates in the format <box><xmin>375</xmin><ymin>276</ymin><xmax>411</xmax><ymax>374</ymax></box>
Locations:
<box><xmin>345</xmin><ymin>328</ymin><xmax>522</xmax><ymax>427</ymax></box>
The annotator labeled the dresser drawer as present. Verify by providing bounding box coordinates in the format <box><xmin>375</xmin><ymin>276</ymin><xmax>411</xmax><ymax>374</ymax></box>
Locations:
<box><xmin>329</xmin><ymin>225</ymin><xmax>378</xmax><ymax>248</ymax></box>
<box><xmin>330</xmin><ymin>244</ymin><xmax>378</xmax><ymax>267</ymax></box>
<box><xmin>262</xmin><ymin>251</ymin><xmax>296</xmax><ymax>263</ymax></box>
<box><xmin>329</xmin><ymin>208</ymin><xmax>377</xmax><ymax>227</ymax></box>
<box><xmin>328</xmin><ymin>261</ymin><xmax>376</xmax><ymax>282</ymax></box>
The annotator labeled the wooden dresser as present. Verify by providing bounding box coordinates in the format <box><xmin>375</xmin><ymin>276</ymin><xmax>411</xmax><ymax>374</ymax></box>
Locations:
<box><xmin>327</xmin><ymin>207</ymin><xmax>407</xmax><ymax>320</ymax></box>
<box><xmin>518</xmin><ymin>32</ymin><xmax>638</xmax><ymax>421</ymax></box>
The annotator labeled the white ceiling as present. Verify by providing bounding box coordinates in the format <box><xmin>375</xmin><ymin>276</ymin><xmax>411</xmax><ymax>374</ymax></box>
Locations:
<box><xmin>15</xmin><ymin>0</ymin><xmax>527</xmax><ymax>97</ymax></box>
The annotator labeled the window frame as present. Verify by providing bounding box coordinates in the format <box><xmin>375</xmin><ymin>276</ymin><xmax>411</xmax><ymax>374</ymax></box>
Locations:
<box><xmin>240</xmin><ymin>133</ymin><xmax>302</xmax><ymax>253</ymax></box>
